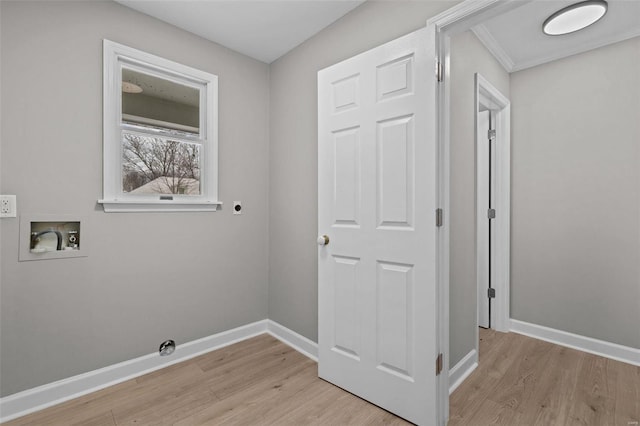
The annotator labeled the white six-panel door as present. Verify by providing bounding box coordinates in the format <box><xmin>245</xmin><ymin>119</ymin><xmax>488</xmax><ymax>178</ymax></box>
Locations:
<box><xmin>318</xmin><ymin>26</ymin><xmax>438</xmax><ymax>425</ymax></box>
<box><xmin>477</xmin><ymin>109</ymin><xmax>491</xmax><ymax>329</ymax></box>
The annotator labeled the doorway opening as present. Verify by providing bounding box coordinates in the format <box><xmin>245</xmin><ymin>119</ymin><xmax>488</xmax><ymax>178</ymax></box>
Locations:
<box><xmin>475</xmin><ymin>73</ymin><xmax>510</xmax><ymax>336</ymax></box>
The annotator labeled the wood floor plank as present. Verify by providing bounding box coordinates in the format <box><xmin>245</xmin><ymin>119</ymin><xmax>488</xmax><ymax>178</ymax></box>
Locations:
<box><xmin>173</xmin><ymin>354</ymin><xmax>316</xmax><ymax>425</ymax></box>
<box><xmin>3</xmin><ymin>408</ymin><xmax>117</xmax><ymax>426</ymax></box>
<box><xmin>204</xmin><ymin>345</ymin><xmax>305</xmax><ymax>399</ymax></box>
<box><xmin>111</xmin><ymin>382</ymin><xmax>216</xmax><ymax>425</ymax></box>
<box><xmin>455</xmin><ymin>398</ymin><xmax>522</xmax><ymax>426</ymax></box>
<box><xmin>614</xmin><ymin>360</ymin><xmax>640</xmax><ymax>426</ymax></box>
<box><xmin>566</xmin><ymin>354</ymin><xmax>618</xmax><ymax>426</ymax></box>
<box><xmin>207</xmin><ymin>364</ymin><xmax>322</xmax><ymax>425</ymax></box>
<box><xmin>1</xmin><ymin>380</ymin><xmax>137</xmax><ymax>426</ymax></box>
<box><xmin>109</xmin><ymin>363</ymin><xmax>211</xmax><ymax>423</ymax></box>
<box><xmin>529</xmin><ymin>346</ymin><xmax>583</xmax><ymax>426</ymax></box>
<box><xmin>487</xmin><ymin>336</ymin><xmax>555</xmax><ymax>412</ymax></box>
<box><xmin>194</xmin><ymin>334</ymin><xmax>281</xmax><ymax>372</ymax></box>
<box><xmin>308</xmin><ymin>392</ymin><xmax>407</xmax><ymax>426</ymax></box>
<box><xmin>266</xmin><ymin>380</ymin><xmax>355</xmax><ymax>425</ymax></box>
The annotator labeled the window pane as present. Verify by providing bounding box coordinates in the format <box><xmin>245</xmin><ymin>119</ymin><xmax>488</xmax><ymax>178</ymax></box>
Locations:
<box><xmin>122</xmin><ymin>132</ymin><xmax>201</xmax><ymax>195</ymax></box>
<box><xmin>122</xmin><ymin>68</ymin><xmax>200</xmax><ymax>135</ymax></box>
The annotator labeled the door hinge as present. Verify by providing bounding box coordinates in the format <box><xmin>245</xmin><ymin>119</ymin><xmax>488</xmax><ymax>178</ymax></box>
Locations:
<box><xmin>488</xmin><ymin>129</ymin><xmax>496</xmax><ymax>141</ymax></box>
<box><xmin>488</xmin><ymin>208</ymin><xmax>496</xmax><ymax>219</ymax></box>
<box><xmin>436</xmin><ymin>353</ymin><xmax>443</xmax><ymax>376</ymax></box>
<box><xmin>436</xmin><ymin>208</ymin><xmax>443</xmax><ymax>227</ymax></box>
<box><xmin>436</xmin><ymin>61</ymin><xmax>443</xmax><ymax>82</ymax></box>
<box><xmin>488</xmin><ymin>288</ymin><xmax>496</xmax><ymax>299</ymax></box>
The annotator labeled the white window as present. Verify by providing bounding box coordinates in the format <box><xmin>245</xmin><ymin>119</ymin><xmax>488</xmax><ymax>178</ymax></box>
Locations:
<box><xmin>100</xmin><ymin>40</ymin><xmax>220</xmax><ymax>212</ymax></box>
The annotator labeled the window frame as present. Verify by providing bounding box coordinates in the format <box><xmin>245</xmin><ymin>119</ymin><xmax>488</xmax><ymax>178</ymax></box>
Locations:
<box><xmin>100</xmin><ymin>40</ymin><xmax>220</xmax><ymax>212</ymax></box>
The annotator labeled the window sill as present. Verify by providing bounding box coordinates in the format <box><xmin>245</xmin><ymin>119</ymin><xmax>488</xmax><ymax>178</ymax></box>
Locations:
<box><xmin>98</xmin><ymin>199</ymin><xmax>222</xmax><ymax>213</ymax></box>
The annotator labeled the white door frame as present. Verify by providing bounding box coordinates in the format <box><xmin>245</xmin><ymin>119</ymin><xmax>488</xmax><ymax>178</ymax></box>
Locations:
<box><xmin>427</xmin><ymin>1</ymin><xmax>526</xmax><ymax>423</ymax></box>
<box><xmin>475</xmin><ymin>73</ymin><xmax>511</xmax><ymax>335</ymax></box>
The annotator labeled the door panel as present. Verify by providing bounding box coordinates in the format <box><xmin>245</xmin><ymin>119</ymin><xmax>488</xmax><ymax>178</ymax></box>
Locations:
<box><xmin>318</xmin><ymin>26</ymin><xmax>438</xmax><ymax>425</ymax></box>
<box><xmin>376</xmin><ymin>261</ymin><xmax>414</xmax><ymax>380</ymax></box>
<box><xmin>377</xmin><ymin>54</ymin><xmax>413</xmax><ymax>101</ymax></box>
<box><xmin>332</xmin><ymin>73</ymin><xmax>360</xmax><ymax>112</ymax></box>
<box><xmin>377</xmin><ymin>115</ymin><xmax>414</xmax><ymax>228</ymax></box>
<box><xmin>477</xmin><ymin>110</ymin><xmax>490</xmax><ymax>329</ymax></box>
<box><xmin>333</xmin><ymin>127</ymin><xmax>361</xmax><ymax>226</ymax></box>
<box><xmin>332</xmin><ymin>255</ymin><xmax>360</xmax><ymax>359</ymax></box>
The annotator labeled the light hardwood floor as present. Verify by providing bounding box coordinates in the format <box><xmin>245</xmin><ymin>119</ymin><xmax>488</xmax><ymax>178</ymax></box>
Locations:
<box><xmin>449</xmin><ymin>328</ymin><xmax>640</xmax><ymax>426</ymax></box>
<box><xmin>3</xmin><ymin>329</ymin><xmax>639</xmax><ymax>425</ymax></box>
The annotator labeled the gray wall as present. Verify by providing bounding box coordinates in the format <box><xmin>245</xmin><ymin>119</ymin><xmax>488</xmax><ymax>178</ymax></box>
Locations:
<box><xmin>268</xmin><ymin>0</ymin><xmax>459</xmax><ymax>342</ymax></box>
<box><xmin>510</xmin><ymin>37</ymin><xmax>640</xmax><ymax>349</ymax></box>
<box><xmin>448</xmin><ymin>31</ymin><xmax>510</xmax><ymax>366</ymax></box>
<box><xmin>0</xmin><ymin>1</ymin><xmax>270</xmax><ymax>396</ymax></box>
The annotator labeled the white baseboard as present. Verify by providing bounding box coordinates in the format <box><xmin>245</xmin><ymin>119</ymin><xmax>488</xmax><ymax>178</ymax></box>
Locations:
<box><xmin>448</xmin><ymin>349</ymin><xmax>478</xmax><ymax>395</ymax></box>
<box><xmin>266</xmin><ymin>320</ymin><xmax>318</xmax><ymax>361</ymax></box>
<box><xmin>0</xmin><ymin>320</ymin><xmax>270</xmax><ymax>423</ymax></box>
<box><xmin>510</xmin><ymin>319</ymin><xmax>640</xmax><ymax>367</ymax></box>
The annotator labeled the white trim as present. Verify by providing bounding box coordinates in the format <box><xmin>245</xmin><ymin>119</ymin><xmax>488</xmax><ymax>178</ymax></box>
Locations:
<box><xmin>0</xmin><ymin>320</ymin><xmax>268</xmax><ymax>423</ymax></box>
<box><xmin>448</xmin><ymin>349</ymin><xmax>478</xmax><ymax>395</ymax></box>
<box><xmin>471</xmin><ymin>25</ymin><xmax>514</xmax><ymax>73</ymax></box>
<box><xmin>98</xmin><ymin>200</ymin><xmax>221</xmax><ymax>213</ymax></box>
<box><xmin>427</xmin><ymin>0</ymin><xmax>501</xmax><ymax>31</ymax></box>
<box><xmin>121</xmin><ymin>114</ymin><xmax>199</xmax><ymax>134</ymax></box>
<box><xmin>510</xmin><ymin>26</ymin><xmax>640</xmax><ymax>72</ymax></box>
<box><xmin>510</xmin><ymin>319</ymin><xmax>640</xmax><ymax>367</ymax></box>
<box><xmin>427</xmin><ymin>0</ymin><xmax>530</xmax><ymax>35</ymax></box>
<box><xmin>433</xmin><ymin>25</ymin><xmax>451</xmax><ymax>426</ymax></box>
<box><xmin>0</xmin><ymin>320</ymin><xmax>321</xmax><ymax>423</ymax></box>
<box><xmin>266</xmin><ymin>320</ymin><xmax>318</xmax><ymax>361</ymax></box>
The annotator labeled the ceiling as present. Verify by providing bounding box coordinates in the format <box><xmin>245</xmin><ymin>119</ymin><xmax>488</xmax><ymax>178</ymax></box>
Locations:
<box><xmin>472</xmin><ymin>0</ymin><xmax>640</xmax><ymax>73</ymax></box>
<box><xmin>115</xmin><ymin>0</ymin><xmax>639</xmax><ymax>70</ymax></box>
<box><xmin>115</xmin><ymin>0</ymin><xmax>365</xmax><ymax>64</ymax></box>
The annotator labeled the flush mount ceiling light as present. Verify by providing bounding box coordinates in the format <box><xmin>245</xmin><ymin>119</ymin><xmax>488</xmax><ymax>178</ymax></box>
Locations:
<box><xmin>543</xmin><ymin>0</ymin><xmax>608</xmax><ymax>36</ymax></box>
<box><xmin>122</xmin><ymin>81</ymin><xmax>143</xmax><ymax>93</ymax></box>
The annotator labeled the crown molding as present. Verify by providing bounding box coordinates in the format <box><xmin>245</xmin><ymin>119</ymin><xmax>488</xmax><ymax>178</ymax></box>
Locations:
<box><xmin>511</xmin><ymin>26</ymin><xmax>640</xmax><ymax>72</ymax></box>
<box><xmin>471</xmin><ymin>24</ymin><xmax>515</xmax><ymax>73</ymax></box>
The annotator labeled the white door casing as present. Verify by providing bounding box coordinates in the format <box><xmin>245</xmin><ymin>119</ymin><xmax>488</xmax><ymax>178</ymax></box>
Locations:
<box><xmin>474</xmin><ymin>73</ymin><xmax>511</xmax><ymax>334</ymax></box>
<box><xmin>318</xmin><ymin>26</ymin><xmax>438</xmax><ymax>425</ymax></box>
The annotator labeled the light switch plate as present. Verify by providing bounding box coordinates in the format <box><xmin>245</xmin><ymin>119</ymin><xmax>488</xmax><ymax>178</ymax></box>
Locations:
<box><xmin>0</xmin><ymin>195</ymin><xmax>17</xmax><ymax>218</ymax></box>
